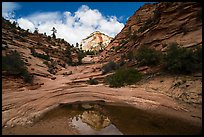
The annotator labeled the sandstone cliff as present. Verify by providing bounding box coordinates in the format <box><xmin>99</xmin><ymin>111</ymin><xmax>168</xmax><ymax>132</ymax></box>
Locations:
<box><xmin>99</xmin><ymin>2</ymin><xmax>202</xmax><ymax>62</ymax></box>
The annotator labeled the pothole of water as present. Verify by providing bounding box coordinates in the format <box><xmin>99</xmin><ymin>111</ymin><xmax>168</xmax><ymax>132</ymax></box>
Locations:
<box><xmin>2</xmin><ymin>101</ymin><xmax>202</xmax><ymax>135</ymax></box>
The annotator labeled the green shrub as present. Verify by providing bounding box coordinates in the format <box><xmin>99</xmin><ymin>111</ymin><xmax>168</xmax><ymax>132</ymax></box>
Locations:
<box><xmin>65</xmin><ymin>57</ymin><xmax>73</xmax><ymax>66</ymax></box>
<box><xmin>47</xmin><ymin>36</ymin><xmax>51</xmax><ymax>41</ymax></box>
<box><xmin>115</xmin><ymin>45</ymin><xmax>123</xmax><ymax>51</ymax></box>
<box><xmin>101</xmin><ymin>61</ymin><xmax>119</xmax><ymax>74</ymax></box>
<box><xmin>138</xmin><ymin>10</ymin><xmax>160</xmax><ymax>33</ymax></box>
<box><xmin>126</xmin><ymin>51</ymin><xmax>134</xmax><ymax>61</ymax></box>
<box><xmin>22</xmin><ymin>70</ymin><xmax>33</xmax><ymax>83</ymax></box>
<box><xmin>2</xmin><ymin>50</ymin><xmax>33</xmax><ymax>83</ymax></box>
<box><xmin>130</xmin><ymin>31</ymin><xmax>138</xmax><ymax>40</ymax></box>
<box><xmin>138</xmin><ymin>26</ymin><xmax>145</xmax><ymax>33</ymax></box>
<box><xmin>164</xmin><ymin>43</ymin><xmax>202</xmax><ymax>74</ymax></box>
<box><xmin>196</xmin><ymin>8</ymin><xmax>202</xmax><ymax>22</ymax></box>
<box><xmin>120</xmin><ymin>39</ymin><xmax>129</xmax><ymax>45</ymax></box>
<box><xmin>48</xmin><ymin>67</ymin><xmax>56</xmax><ymax>75</ymax></box>
<box><xmin>20</xmin><ymin>30</ymin><xmax>29</xmax><ymax>37</ymax></box>
<box><xmin>30</xmin><ymin>48</ymin><xmax>50</xmax><ymax>61</ymax></box>
<box><xmin>47</xmin><ymin>61</ymin><xmax>57</xmax><ymax>75</ymax></box>
<box><xmin>43</xmin><ymin>60</ymin><xmax>49</xmax><ymax>66</ymax></box>
<box><xmin>77</xmin><ymin>50</ymin><xmax>86</xmax><ymax>65</ymax></box>
<box><xmin>85</xmin><ymin>50</ymin><xmax>95</xmax><ymax>55</ymax></box>
<box><xmin>136</xmin><ymin>45</ymin><xmax>162</xmax><ymax>66</ymax></box>
<box><xmin>64</xmin><ymin>46</ymin><xmax>72</xmax><ymax>65</ymax></box>
<box><xmin>105</xmin><ymin>68</ymin><xmax>142</xmax><ymax>88</ymax></box>
<box><xmin>87</xmin><ymin>78</ymin><xmax>98</xmax><ymax>85</ymax></box>
<box><xmin>194</xmin><ymin>46</ymin><xmax>202</xmax><ymax>64</ymax></box>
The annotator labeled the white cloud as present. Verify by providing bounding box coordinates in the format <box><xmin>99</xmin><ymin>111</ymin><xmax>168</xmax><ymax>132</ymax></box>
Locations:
<box><xmin>26</xmin><ymin>12</ymin><xmax>62</xmax><ymax>26</ymax></box>
<box><xmin>17</xmin><ymin>18</ymin><xmax>35</xmax><ymax>32</ymax></box>
<box><xmin>2</xmin><ymin>2</ymin><xmax>21</xmax><ymax>20</ymax></box>
<box><xmin>74</xmin><ymin>5</ymin><xmax>103</xmax><ymax>28</ymax></box>
<box><xmin>9</xmin><ymin>4</ymin><xmax>124</xmax><ymax>45</ymax></box>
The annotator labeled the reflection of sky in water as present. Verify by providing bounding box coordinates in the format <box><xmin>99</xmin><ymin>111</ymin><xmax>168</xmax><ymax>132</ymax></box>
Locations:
<box><xmin>71</xmin><ymin>115</ymin><xmax>123</xmax><ymax>135</ymax></box>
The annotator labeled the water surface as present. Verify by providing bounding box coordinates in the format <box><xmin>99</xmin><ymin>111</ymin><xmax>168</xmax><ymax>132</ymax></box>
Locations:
<box><xmin>2</xmin><ymin>102</ymin><xmax>202</xmax><ymax>135</ymax></box>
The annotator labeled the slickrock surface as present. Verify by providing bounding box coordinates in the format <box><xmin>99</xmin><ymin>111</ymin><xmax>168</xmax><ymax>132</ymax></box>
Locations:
<box><xmin>2</xmin><ymin>64</ymin><xmax>202</xmax><ymax>128</ymax></box>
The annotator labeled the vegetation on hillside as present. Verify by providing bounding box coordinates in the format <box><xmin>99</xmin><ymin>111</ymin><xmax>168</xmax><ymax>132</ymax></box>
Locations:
<box><xmin>105</xmin><ymin>43</ymin><xmax>202</xmax><ymax>88</ymax></box>
<box><xmin>135</xmin><ymin>45</ymin><xmax>162</xmax><ymax>66</ymax></box>
<box><xmin>2</xmin><ymin>50</ymin><xmax>33</xmax><ymax>83</ymax></box>
<box><xmin>125</xmin><ymin>43</ymin><xmax>202</xmax><ymax>74</ymax></box>
<box><xmin>101</xmin><ymin>61</ymin><xmax>120</xmax><ymax>74</ymax></box>
<box><xmin>105</xmin><ymin>68</ymin><xmax>142</xmax><ymax>88</ymax></box>
<box><xmin>163</xmin><ymin>43</ymin><xmax>202</xmax><ymax>74</ymax></box>
<box><xmin>30</xmin><ymin>47</ymin><xmax>51</xmax><ymax>61</ymax></box>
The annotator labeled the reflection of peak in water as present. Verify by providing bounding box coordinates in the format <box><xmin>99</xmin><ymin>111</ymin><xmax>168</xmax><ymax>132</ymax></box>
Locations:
<box><xmin>71</xmin><ymin>110</ymin><xmax>123</xmax><ymax>135</ymax></box>
<box><xmin>81</xmin><ymin>110</ymin><xmax>111</xmax><ymax>130</ymax></box>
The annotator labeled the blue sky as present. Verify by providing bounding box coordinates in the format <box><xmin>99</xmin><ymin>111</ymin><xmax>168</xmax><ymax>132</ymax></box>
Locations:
<box><xmin>2</xmin><ymin>2</ymin><xmax>152</xmax><ymax>44</ymax></box>
<box><xmin>10</xmin><ymin>2</ymin><xmax>148</xmax><ymax>23</ymax></box>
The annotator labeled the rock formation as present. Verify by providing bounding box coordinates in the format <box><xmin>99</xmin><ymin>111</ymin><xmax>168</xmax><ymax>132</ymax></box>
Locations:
<box><xmin>99</xmin><ymin>2</ymin><xmax>202</xmax><ymax>62</ymax></box>
<box><xmin>2</xmin><ymin>17</ymin><xmax>83</xmax><ymax>82</ymax></box>
<box><xmin>80</xmin><ymin>31</ymin><xmax>113</xmax><ymax>51</ymax></box>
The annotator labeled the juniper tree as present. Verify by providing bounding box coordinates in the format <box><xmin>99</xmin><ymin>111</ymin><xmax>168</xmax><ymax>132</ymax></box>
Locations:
<box><xmin>51</xmin><ymin>27</ymin><xmax>57</xmax><ymax>39</ymax></box>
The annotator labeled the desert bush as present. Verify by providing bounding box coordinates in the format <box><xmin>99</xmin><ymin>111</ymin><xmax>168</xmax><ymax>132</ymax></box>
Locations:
<box><xmin>47</xmin><ymin>36</ymin><xmax>51</xmax><ymax>41</ymax></box>
<box><xmin>194</xmin><ymin>46</ymin><xmax>202</xmax><ymax>64</ymax></box>
<box><xmin>47</xmin><ymin>67</ymin><xmax>56</xmax><ymax>75</ymax></box>
<box><xmin>87</xmin><ymin>78</ymin><xmax>98</xmax><ymax>85</ymax></box>
<box><xmin>20</xmin><ymin>29</ymin><xmax>29</xmax><ymax>37</ymax></box>
<box><xmin>2</xmin><ymin>50</ymin><xmax>33</xmax><ymax>83</ymax></box>
<box><xmin>43</xmin><ymin>60</ymin><xmax>49</xmax><ymax>66</ymax></box>
<box><xmin>77</xmin><ymin>50</ymin><xmax>86</xmax><ymax>65</ymax></box>
<box><xmin>115</xmin><ymin>45</ymin><xmax>123</xmax><ymax>51</ymax></box>
<box><xmin>30</xmin><ymin>48</ymin><xmax>50</xmax><ymax>61</ymax></box>
<box><xmin>22</xmin><ymin>70</ymin><xmax>33</xmax><ymax>83</ymax></box>
<box><xmin>85</xmin><ymin>50</ymin><xmax>95</xmax><ymax>55</ymax></box>
<box><xmin>130</xmin><ymin>31</ymin><xmax>138</xmax><ymax>40</ymax></box>
<box><xmin>65</xmin><ymin>58</ymin><xmax>73</xmax><ymax>66</ymax></box>
<box><xmin>196</xmin><ymin>8</ymin><xmax>202</xmax><ymax>22</ymax></box>
<box><xmin>126</xmin><ymin>51</ymin><xmax>134</xmax><ymax>61</ymax></box>
<box><xmin>47</xmin><ymin>61</ymin><xmax>58</xmax><ymax>75</ymax></box>
<box><xmin>101</xmin><ymin>61</ymin><xmax>119</xmax><ymax>74</ymax></box>
<box><xmin>105</xmin><ymin>68</ymin><xmax>142</xmax><ymax>88</ymax></box>
<box><xmin>64</xmin><ymin>46</ymin><xmax>73</xmax><ymax>65</ymax></box>
<box><xmin>138</xmin><ymin>10</ymin><xmax>161</xmax><ymax>33</ymax></box>
<box><xmin>136</xmin><ymin>45</ymin><xmax>162</xmax><ymax>66</ymax></box>
<box><xmin>164</xmin><ymin>43</ymin><xmax>202</xmax><ymax>74</ymax></box>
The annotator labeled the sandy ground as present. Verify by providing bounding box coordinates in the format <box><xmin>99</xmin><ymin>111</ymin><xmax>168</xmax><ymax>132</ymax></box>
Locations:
<box><xmin>2</xmin><ymin>64</ymin><xmax>202</xmax><ymax>132</ymax></box>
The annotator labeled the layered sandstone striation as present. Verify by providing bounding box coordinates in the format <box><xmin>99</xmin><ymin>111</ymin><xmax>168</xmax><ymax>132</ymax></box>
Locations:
<box><xmin>99</xmin><ymin>2</ymin><xmax>202</xmax><ymax>62</ymax></box>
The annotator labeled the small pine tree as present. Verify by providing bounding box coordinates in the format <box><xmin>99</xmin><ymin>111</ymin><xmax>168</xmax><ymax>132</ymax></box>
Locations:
<box><xmin>51</xmin><ymin>27</ymin><xmax>57</xmax><ymax>39</ymax></box>
<box><xmin>76</xmin><ymin>42</ymin><xmax>79</xmax><ymax>48</ymax></box>
<box><xmin>34</xmin><ymin>28</ymin><xmax>39</xmax><ymax>34</ymax></box>
<box><xmin>80</xmin><ymin>44</ymin><xmax>82</xmax><ymax>50</ymax></box>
